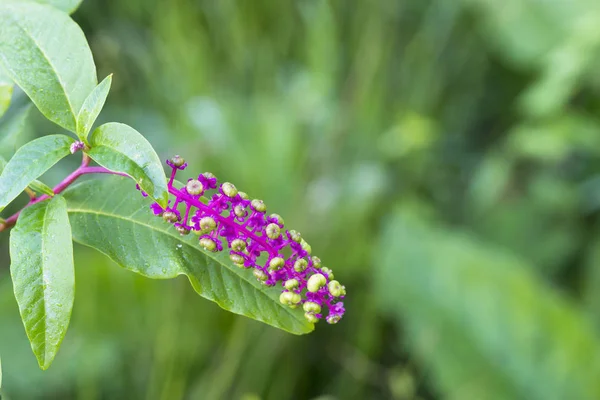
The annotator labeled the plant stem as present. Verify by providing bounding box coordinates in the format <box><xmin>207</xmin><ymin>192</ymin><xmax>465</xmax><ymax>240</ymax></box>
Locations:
<box><xmin>0</xmin><ymin>155</ymin><xmax>127</xmax><ymax>232</ymax></box>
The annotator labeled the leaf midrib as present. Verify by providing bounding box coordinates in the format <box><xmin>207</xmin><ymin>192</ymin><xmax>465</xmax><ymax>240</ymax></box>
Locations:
<box><xmin>66</xmin><ymin>206</ymin><xmax>309</xmax><ymax>328</ymax></box>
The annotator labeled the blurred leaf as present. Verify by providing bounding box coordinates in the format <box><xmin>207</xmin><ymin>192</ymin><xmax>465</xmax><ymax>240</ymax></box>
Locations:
<box><xmin>87</xmin><ymin>122</ymin><xmax>168</xmax><ymax>207</ymax></box>
<box><xmin>0</xmin><ymin>134</ymin><xmax>73</xmax><ymax>212</ymax></box>
<box><xmin>376</xmin><ymin>211</ymin><xmax>600</xmax><ymax>400</ymax></box>
<box><xmin>9</xmin><ymin>195</ymin><xmax>74</xmax><ymax>370</ymax></box>
<box><xmin>76</xmin><ymin>74</ymin><xmax>112</xmax><ymax>140</ymax></box>
<box><xmin>63</xmin><ymin>176</ymin><xmax>314</xmax><ymax>335</ymax></box>
<box><xmin>0</xmin><ymin>100</ymin><xmax>31</xmax><ymax>160</ymax></box>
<box><xmin>0</xmin><ymin>2</ymin><xmax>97</xmax><ymax>132</ymax></box>
<box><xmin>0</xmin><ymin>67</ymin><xmax>13</xmax><ymax>119</ymax></box>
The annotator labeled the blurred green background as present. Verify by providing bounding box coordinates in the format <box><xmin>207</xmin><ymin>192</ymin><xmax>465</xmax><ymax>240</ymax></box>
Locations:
<box><xmin>3</xmin><ymin>0</ymin><xmax>600</xmax><ymax>398</ymax></box>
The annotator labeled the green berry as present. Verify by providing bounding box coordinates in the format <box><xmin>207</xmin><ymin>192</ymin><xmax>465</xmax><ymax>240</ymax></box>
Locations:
<box><xmin>311</xmin><ymin>256</ymin><xmax>322</xmax><ymax>269</ymax></box>
<box><xmin>304</xmin><ymin>312</ymin><xmax>319</xmax><ymax>323</ymax></box>
<box><xmin>300</xmin><ymin>239</ymin><xmax>312</xmax><ymax>255</ymax></box>
<box><xmin>307</xmin><ymin>273</ymin><xmax>327</xmax><ymax>293</ymax></box>
<box><xmin>251</xmin><ymin>199</ymin><xmax>267</xmax><ymax>213</ymax></box>
<box><xmin>170</xmin><ymin>155</ymin><xmax>185</xmax><ymax>167</ymax></box>
<box><xmin>199</xmin><ymin>217</ymin><xmax>217</xmax><ymax>232</ymax></box>
<box><xmin>163</xmin><ymin>211</ymin><xmax>179</xmax><ymax>223</ymax></box>
<box><xmin>266</xmin><ymin>223</ymin><xmax>281</xmax><ymax>239</ymax></box>
<box><xmin>253</xmin><ymin>269</ymin><xmax>268</xmax><ymax>282</ymax></box>
<box><xmin>176</xmin><ymin>225</ymin><xmax>190</xmax><ymax>235</ymax></box>
<box><xmin>199</xmin><ymin>238</ymin><xmax>217</xmax><ymax>252</ymax></box>
<box><xmin>186</xmin><ymin>179</ymin><xmax>204</xmax><ymax>195</ymax></box>
<box><xmin>231</xmin><ymin>239</ymin><xmax>246</xmax><ymax>252</ymax></box>
<box><xmin>328</xmin><ymin>280</ymin><xmax>344</xmax><ymax>297</ymax></box>
<box><xmin>289</xmin><ymin>230</ymin><xmax>301</xmax><ymax>243</ymax></box>
<box><xmin>303</xmin><ymin>301</ymin><xmax>321</xmax><ymax>314</ymax></box>
<box><xmin>221</xmin><ymin>182</ymin><xmax>238</xmax><ymax>198</ymax></box>
<box><xmin>294</xmin><ymin>258</ymin><xmax>308</xmax><ymax>272</ymax></box>
<box><xmin>284</xmin><ymin>279</ymin><xmax>299</xmax><ymax>290</ymax></box>
<box><xmin>268</xmin><ymin>257</ymin><xmax>285</xmax><ymax>271</ymax></box>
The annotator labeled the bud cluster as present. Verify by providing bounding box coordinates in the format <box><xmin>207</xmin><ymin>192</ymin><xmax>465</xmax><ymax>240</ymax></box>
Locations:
<box><xmin>141</xmin><ymin>156</ymin><xmax>346</xmax><ymax>325</ymax></box>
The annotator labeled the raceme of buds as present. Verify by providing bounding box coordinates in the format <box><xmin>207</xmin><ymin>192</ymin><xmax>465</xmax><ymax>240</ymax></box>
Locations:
<box><xmin>141</xmin><ymin>156</ymin><xmax>346</xmax><ymax>325</ymax></box>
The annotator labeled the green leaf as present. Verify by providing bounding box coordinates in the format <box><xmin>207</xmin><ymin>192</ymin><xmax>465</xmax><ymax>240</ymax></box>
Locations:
<box><xmin>376</xmin><ymin>211</ymin><xmax>600</xmax><ymax>400</ymax></box>
<box><xmin>76</xmin><ymin>74</ymin><xmax>112</xmax><ymax>140</ymax></box>
<box><xmin>9</xmin><ymin>195</ymin><xmax>75</xmax><ymax>370</ymax></box>
<box><xmin>0</xmin><ymin>67</ymin><xmax>13</xmax><ymax>119</ymax></box>
<box><xmin>87</xmin><ymin>122</ymin><xmax>168</xmax><ymax>207</ymax></box>
<box><xmin>28</xmin><ymin>0</ymin><xmax>83</xmax><ymax>14</ymax></box>
<box><xmin>0</xmin><ymin>134</ymin><xmax>73</xmax><ymax>212</ymax></box>
<box><xmin>28</xmin><ymin>179</ymin><xmax>54</xmax><ymax>196</ymax></box>
<box><xmin>0</xmin><ymin>2</ymin><xmax>97</xmax><ymax>132</ymax></box>
<box><xmin>62</xmin><ymin>176</ymin><xmax>313</xmax><ymax>335</ymax></box>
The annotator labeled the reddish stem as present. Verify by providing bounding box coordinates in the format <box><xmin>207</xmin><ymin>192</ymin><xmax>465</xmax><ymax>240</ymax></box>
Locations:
<box><xmin>0</xmin><ymin>156</ymin><xmax>127</xmax><ymax>232</ymax></box>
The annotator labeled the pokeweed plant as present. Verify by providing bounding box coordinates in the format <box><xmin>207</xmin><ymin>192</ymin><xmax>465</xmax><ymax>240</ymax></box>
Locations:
<box><xmin>0</xmin><ymin>0</ymin><xmax>346</xmax><ymax>371</ymax></box>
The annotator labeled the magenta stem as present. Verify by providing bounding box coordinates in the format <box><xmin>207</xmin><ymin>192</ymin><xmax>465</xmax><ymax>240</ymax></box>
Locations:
<box><xmin>168</xmin><ymin>185</ymin><xmax>278</xmax><ymax>256</ymax></box>
<box><xmin>0</xmin><ymin>157</ymin><xmax>127</xmax><ymax>232</ymax></box>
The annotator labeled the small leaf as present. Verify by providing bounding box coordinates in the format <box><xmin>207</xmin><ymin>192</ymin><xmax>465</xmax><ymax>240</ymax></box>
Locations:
<box><xmin>29</xmin><ymin>0</ymin><xmax>83</xmax><ymax>14</ymax></box>
<box><xmin>28</xmin><ymin>179</ymin><xmax>55</xmax><ymax>196</ymax></box>
<box><xmin>0</xmin><ymin>67</ymin><xmax>13</xmax><ymax>119</ymax></box>
<box><xmin>63</xmin><ymin>176</ymin><xmax>313</xmax><ymax>335</ymax></box>
<box><xmin>10</xmin><ymin>195</ymin><xmax>75</xmax><ymax>370</ymax></box>
<box><xmin>76</xmin><ymin>74</ymin><xmax>112</xmax><ymax>140</ymax></box>
<box><xmin>0</xmin><ymin>2</ymin><xmax>97</xmax><ymax>132</ymax></box>
<box><xmin>0</xmin><ymin>134</ymin><xmax>74</xmax><ymax>212</ymax></box>
<box><xmin>87</xmin><ymin>122</ymin><xmax>168</xmax><ymax>207</ymax></box>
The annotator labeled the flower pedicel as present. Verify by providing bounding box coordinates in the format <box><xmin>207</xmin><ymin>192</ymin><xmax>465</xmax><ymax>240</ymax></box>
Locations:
<box><xmin>139</xmin><ymin>156</ymin><xmax>346</xmax><ymax>325</ymax></box>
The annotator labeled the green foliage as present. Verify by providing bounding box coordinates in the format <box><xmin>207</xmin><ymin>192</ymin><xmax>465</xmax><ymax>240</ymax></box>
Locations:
<box><xmin>31</xmin><ymin>0</ymin><xmax>83</xmax><ymax>14</ymax></box>
<box><xmin>63</xmin><ymin>176</ymin><xmax>313</xmax><ymax>335</ymax></box>
<box><xmin>0</xmin><ymin>68</ymin><xmax>13</xmax><ymax>119</ymax></box>
<box><xmin>377</xmin><ymin>211</ymin><xmax>600</xmax><ymax>400</ymax></box>
<box><xmin>76</xmin><ymin>74</ymin><xmax>112</xmax><ymax>140</ymax></box>
<box><xmin>9</xmin><ymin>195</ymin><xmax>74</xmax><ymax>370</ymax></box>
<box><xmin>0</xmin><ymin>2</ymin><xmax>96</xmax><ymax>132</ymax></box>
<box><xmin>87</xmin><ymin>122</ymin><xmax>168</xmax><ymax>207</ymax></box>
<box><xmin>0</xmin><ymin>134</ymin><xmax>73</xmax><ymax>212</ymax></box>
<box><xmin>0</xmin><ymin>98</ymin><xmax>31</xmax><ymax>160</ymax></box>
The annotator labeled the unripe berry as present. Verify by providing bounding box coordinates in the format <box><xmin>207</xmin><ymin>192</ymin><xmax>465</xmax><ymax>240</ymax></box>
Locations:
<box><xmin>284</xmin><ymin>279</ymin><xmax>299</xmax><ymax>290</ymax></box>
<box><xmin>199</xmin><ymin>217</ymin><xmax>217</xmax><ymax>232</ymax></box>
<box><xmin>231</xmin><ymin>239</ymin><xmax>246</xmax><ymax>252</ymax></box>
<box><xmin>221</xmin><ymin>182</ymin><xmax>238</xmax><ymax>198</ymax></box>
<box><xmin>186</xmin><ymin>179</ymin><xmax>204</xmax><ymax>195</ymax></box>
<box><xmin>176</xmin><ymin>225</ymin><xmax>190</xmax><ymax>235</ymax></box>
<box><xmin>294</xmin><ymin>258</ymin><xmax>308</xmax><ymax>272</ymax></box>
<box><xmin>303</xmin><ymin>301</ymin><xmax>321</xmax><ymax>314</ymax></box>
<box><xmin>304</xmin><ymin>312</ymin><xmax>319</xmax><ymax>323</ymax></box>
<box><xmin>326</xmin><ymin>314</ymin><xmax>341</xmax><ymax>324</ymax></box>
<box><xmin>234</xmin><ymin>204</ymin><xmax>246</xmax><ymax>218</ymax></box>
<box><xmin>322</xmin><ymin>267</ymin><xmax>334</xmax><ymax>280</ymax></box>
<box><xmin>199</xmin><ymin>238</ymin><xmax>217</xmax><ymax>252</ymax></box>
<box><xmin>328</xmin><ymin>280</ymin><xmax>344</xmax><ymax>297</ymax></box>
<box><xmin>230</xmin><ymin>253</ymin><xmax>245</xmax><ymax>266</ymax></box>
<box><xmin>253</xmin><ymin>269</ymin><xmax>268</xmax><ymax>282</ymax></box>
<box><xmin>238</xmin><ymin>191</ymin><xmax>249</xmax><ymax>200</ymax></box>
<box><xmin>289</xmin><ymin>230</ymin><xmax>301</xmax><ymax>243</ymax></box>
<box><xmin>268</xmin><ymin>257</ymin><xmax>285</xmax><ymax>271</ymax></box>
<box><xmin>311</xmin><ymin>256</ymin><xmax>322</xmax><ymax>269</ymax></box>
<box><xmin>300</xmin><ymin>239</ymin><xmax>312</xmax><ymax>255</ymax></box>
<box><xmin>170</xmin><ymin>155</ymin><xmax>186</xmax><ymax>167</ymax></box>
<box><xmin>307</xmin><ymin>273</ymin><xmax>327</xmax><ymax>293</ymax></box>
<box><xmin>266</xmin><ymin>223</ymin><xmax>281</xmax><ymax>239</ymax></box>
<box><xmin>163</xmin><ymin>211</ymin><xmax>179</xmax><ymax>223</ymax></box>
<box><xmin>251</xmin><ymin>199</ymin><xmax>266</xmax><ymax>213</ymax></box>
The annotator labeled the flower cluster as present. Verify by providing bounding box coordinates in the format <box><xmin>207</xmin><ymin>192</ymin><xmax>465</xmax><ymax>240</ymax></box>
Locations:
<box><xmin>141</xmin><ymin>156</ymin><xmax>346</xmax><ymax>325</ymax></box>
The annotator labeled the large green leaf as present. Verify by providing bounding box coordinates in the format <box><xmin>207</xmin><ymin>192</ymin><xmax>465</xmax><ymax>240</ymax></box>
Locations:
<box><xmin>9</xmin><ymin>195</ymin><xmax>75</xmax><ymax>370</ymax></box>
<box><xmin>376</xmin><ymin>211</ymin><xmax>600</xmax><ymax>400</ymax></box>
<box><xmin>87</xmin><ymin>122</ymin><xmax>168</xmax><ymax>207</ymax></box>
<box><xmin>0</xmin><ymin>134</ymin><xmax>73</xmax><ymax>212</ymax></box>
<box><xmin>76</xmin><ymin>74</ymin><xmax>112</xmax><ymax>140</ymax></box>
<box><xmin>0</xmin><ymin>2</ymin><xmax>97</xmax><ymax>132</ymax></box>
<box><xmin>62</xmin><ymin>176</ymin><xmax>313</xmax><ymax>335</ymax></box>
